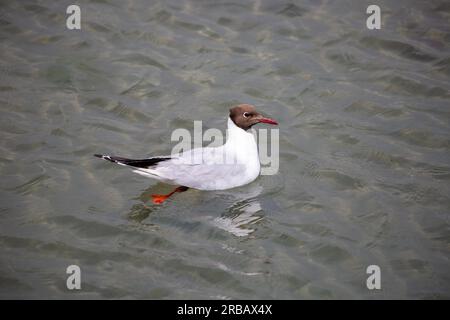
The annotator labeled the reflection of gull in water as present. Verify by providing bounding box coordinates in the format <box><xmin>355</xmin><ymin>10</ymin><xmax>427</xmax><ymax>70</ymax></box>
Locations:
<box><xmin>127</xmin><ymin>175</ymin><xmax>282</xmax><ymax>238</ymax></box>
<box><xmin>212</xmin><ymin>200</ymin><xmax>263</xmax><ymax>237</ymax></box>
<box><xmin>211</xmin><ymin>184</ymin><xmax>265</xmax><ymax>237</ymax></box>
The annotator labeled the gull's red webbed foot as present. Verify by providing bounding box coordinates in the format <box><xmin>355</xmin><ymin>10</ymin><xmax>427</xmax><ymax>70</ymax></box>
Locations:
<box><xmin>151</xmin><ymin>186</ymin><xmax>189</xmax><ymax>204</ymax></box>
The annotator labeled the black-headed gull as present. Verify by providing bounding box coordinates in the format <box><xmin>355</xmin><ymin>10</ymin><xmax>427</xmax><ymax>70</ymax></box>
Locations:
<box><xmin>94</xmin><ymin>104</ymin><xmax>278</xmax><ymax>204</ymax></box>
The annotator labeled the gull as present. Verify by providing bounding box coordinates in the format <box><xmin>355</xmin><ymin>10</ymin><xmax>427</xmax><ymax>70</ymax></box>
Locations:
<box><xmin>94</xmin><ymin>104</ymin><xmax>278</xmax><ymax>204</ymax></box>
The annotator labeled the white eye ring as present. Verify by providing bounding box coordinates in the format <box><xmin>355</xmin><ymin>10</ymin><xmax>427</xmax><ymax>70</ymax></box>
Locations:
<box><xmin>243</xmin><ymin>112</ymin><xmax>250</xmax><ymax>118</ymax></box>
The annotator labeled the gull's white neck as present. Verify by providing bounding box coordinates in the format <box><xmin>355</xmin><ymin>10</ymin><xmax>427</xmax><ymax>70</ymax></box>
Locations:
<box><xmin>226</xmin><ymin>117</ymin><xmax>254</xmax><ymax>143</ymax></box>
<box><xmin>225</xmin><ymin>116</ymin><xmax>259</xmax><ymax>160</ymax></box>
<box><xmin>225</xmin><ymin>117</ymin><xmax>260</xmax><ymax>179</ymax></box>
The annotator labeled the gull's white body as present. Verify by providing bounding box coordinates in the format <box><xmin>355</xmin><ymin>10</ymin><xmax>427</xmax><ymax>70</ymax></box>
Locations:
<box><xmin>132</xmin><ymin>118</ymin><xmax>261</xmax><ymax>190</ymax></box>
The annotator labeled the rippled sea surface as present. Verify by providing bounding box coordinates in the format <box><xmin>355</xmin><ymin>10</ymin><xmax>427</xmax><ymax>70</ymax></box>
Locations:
<box><xmin>1</xmin><ymin>0</ymin><xmax>449</xmax><ymax>299</ymax></box>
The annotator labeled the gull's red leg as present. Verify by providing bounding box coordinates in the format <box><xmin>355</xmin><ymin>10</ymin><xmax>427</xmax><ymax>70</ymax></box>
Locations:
<box><xmin>151</xmin><ymin>186</ymin><xmax>189</xmax><ymax>204</ymax></box>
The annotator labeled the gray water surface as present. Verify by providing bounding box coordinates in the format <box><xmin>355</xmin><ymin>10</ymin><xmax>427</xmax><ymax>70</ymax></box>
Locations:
<box><xmin>0</xmin><ymin>0</ymin><xmax>449</xmax><ymax>299</ymax></box>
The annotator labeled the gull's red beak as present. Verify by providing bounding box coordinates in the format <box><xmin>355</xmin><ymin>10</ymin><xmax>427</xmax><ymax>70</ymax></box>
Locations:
<box><xmin>258</xmin><ymin>117</ymin><xmax>278</xmax><ymax>125</ymax></box>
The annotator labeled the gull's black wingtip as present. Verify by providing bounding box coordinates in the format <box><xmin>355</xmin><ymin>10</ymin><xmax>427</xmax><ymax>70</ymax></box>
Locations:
<box><xmin>93</xmin><ymin>154</ymin><xmax>170</xmax><ymax>168</ymax></box>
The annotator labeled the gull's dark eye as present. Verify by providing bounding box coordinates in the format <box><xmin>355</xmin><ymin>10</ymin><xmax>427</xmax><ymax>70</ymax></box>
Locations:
<box><xmin>243</xmin><ymin>112</ymin><xmax>250</xmax><ymax>118</ymax></box>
